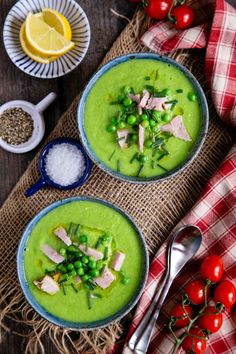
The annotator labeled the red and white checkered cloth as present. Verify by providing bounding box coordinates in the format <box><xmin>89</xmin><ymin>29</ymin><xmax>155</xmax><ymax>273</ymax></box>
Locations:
<box><xmin>141</xmin><ymin>0</ymin><xmax>236</xmax><ymax>127</ymax></box>
<box><xmin>122</xmin><ymin>143</ymin><xmax>236</xmax><ymax>353</ymax></box>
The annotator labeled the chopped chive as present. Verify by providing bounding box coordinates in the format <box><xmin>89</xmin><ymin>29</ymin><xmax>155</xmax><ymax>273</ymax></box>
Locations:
<box><xmin>145</xmin><ymin>76</ymin><xmax>150</xmax><ymax>81</ymax></box>
<box><xmin>157</xmin><ymin>152</ymin><xmax>169</xmax><ymax>161</ymax></box>
<box><xmin>108</xmin><ymin>149</ymin><xmax>116</xmax><ymax>161</ymax></box>
<box><xmin>137</xmin><ymin>164</ymin><xmax>144</xmax><ymax>177</ymax></box>
<box><xmin>87</xmin><ymin>281</ymin><xmax>96</xmax><ymax>290</ymax></box>
<box><xmin>91</xmin><ymin>293</ymin><xmax>102</xmax><ymax>299</ymax></box>
<box><xmin>157</xmin><ymin>164</ymin><xmax>168</xmax><ymax>172</ymax></box>
<box><xmin>151</xmin><ymin>161</ymin><xmax>155</xmax><ymax>169</ymax></box>
<box><xmin>71</xmin><ymin>283</ymin><xmax>78</xmax><ymax>293</ymax></box>
<box><xmin>75</xmin><ymin>224</ymin><xmax>80</xmax><ymax>238</ymax></box>
<box><xmin>153</xmin><ymin>91</ymin><xmax>166</xmax><ymax>98</ymax></box>
<box><xmin>104</xmin><ymin>246</ymin><xmax>109</xmax><ymax>260</ymax></box>
<box><xmin>117</xmin><ymin>160</ymin><xmax>121</xmax><ymax>173</ymax></box>
<box><xmin>127</xmin><ymin>133</ymin><xmax>132</xmax><ymax>146</ymax></box>
<box><xmin>87</xmin><ymin>291</ymin><xmax>92</xmax><ymax>309</ymax></box>
<box><xmin>152</xmin><ymin>138</ymin><xmax>165</xmax><ymax>150</ymax></box>
<box><xmin>62</xmin><ymin>283</ymin><xmax>66</xmax><ymax>295</ymax></box>
<box><xmin>145</xmin><ymin>85</ymin><xmax>155</xmax><ymax>92</ymax></box>
<box><xmin>176</xmin><ymin>89</ymin><xmax>183</xmax><ymax>93</ymax></box>
<box><xmin>110</xmin><ymin>101</ymin><xmax>120</xmax><ymax>105</ymax></box>
<box><xmin>116</xmin><ymin>136</ymin><xmax>125</xmax><ymax>141</ymax></box>
<box><xmin>165</xmin><ymin>100</ymin><xmax>178</xmax><ymax>104</ymax></box>
<box><xmin>59</xmin><ymin>278</ymin><xmax>68</xmax><ymax>284</ymax></box>
<box><xmin>155</xmin><ymin>70</ymin><xmax>158</xmax><ymax>80</ymax></box>
<box><xmin>68</xmin><ymin>223</ymin><xmax>73</xmax><ymax>238</ymax></box>
<box><xmin>95</xmin><ymin>237</ymin><xmax>103</xmax><ymax>249</ymax></box>
<box><xmin>130</xmin><ymin>152</ymin><xmax>138</xmax><ymax>164</ymax></box>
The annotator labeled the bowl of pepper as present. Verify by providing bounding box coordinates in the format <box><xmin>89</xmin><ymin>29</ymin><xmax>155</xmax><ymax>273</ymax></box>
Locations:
<box><xmin>0</xmin><ymin>92</ymin><xmax>56</xmax><ymax>154</ymax></box>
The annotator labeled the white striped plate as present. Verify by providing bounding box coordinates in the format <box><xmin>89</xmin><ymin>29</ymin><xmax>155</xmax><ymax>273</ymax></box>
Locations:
<box><xmin>3</xmin><ymin>0</ymin><xmax>90</xmax><ymax>79</ymax></box>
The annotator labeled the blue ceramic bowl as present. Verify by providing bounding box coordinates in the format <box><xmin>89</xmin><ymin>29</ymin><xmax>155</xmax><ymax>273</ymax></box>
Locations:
<box><xmin>77</xmin><ymin>53</ymin><xmax>209</xmax><ymax>183</ymax></box>
<box><xmin>17</xmin><ymin>196</ymin><xmax>149</xmax><ymax>329</ymax></box>
<box><xmin>25</xmin><ymin>138</ymin><xmax>92</xmax><ymax>197</ymax></box>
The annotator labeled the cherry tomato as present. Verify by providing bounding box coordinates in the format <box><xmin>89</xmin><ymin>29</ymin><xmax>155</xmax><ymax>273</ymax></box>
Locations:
<box><xmin>170</xmin><ymin>304</ymin><xmax>193</xmax><ymax>328</ymax></box>
<box><xmin>184</xmin><ymin>280</ymin><xmax>210</xmax><ymax>305</ymax></box>
<box><xmin>200</xmin><ymin>255</ymin><xmax>224</xmax><ymax>283</ymax></box>
<box><xmin>198</xmin><ymin>306</ymin><xmax>223</xmax><ymax>333</ymax></box>
<box><xmin>170</xmin><ymin>5</ymin><xmax>195</xmax><ymax>30</ymax></box>
<box><xmin>182</xmin><ymin>327</ymin><xmax>206</xmax><ymax>354</ymax></box>
<box><xmin>145</xmin><ymin>0</ymin><xmax>172</xmax><ymax>20</ymax></box>
<box><xmin>214</xmin><ymin>280</ymin><xmax>236</xmax><ymax>309</ymax></box>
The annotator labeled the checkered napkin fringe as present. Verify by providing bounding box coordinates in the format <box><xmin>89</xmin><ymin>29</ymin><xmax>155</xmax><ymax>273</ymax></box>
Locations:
<box><xmin>141</xmin><ymin>0</ymin><xmax>236</xmax><ymax>127</ymax></box>
<box><xmin>125</xmin><ymin>143</ymin><xmax>236</xmax><ymax>353</ymax></box>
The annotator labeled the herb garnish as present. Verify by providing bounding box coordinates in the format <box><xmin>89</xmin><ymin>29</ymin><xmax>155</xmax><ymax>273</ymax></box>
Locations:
<box><xmin>87</xmin><ymin>291</ymin><xmax>92</xmax><ymax>309</ymax></box>
<box><xmin>130</xmin><ymin>152</ymin><xmax>138</xmax><ymax>164</ymax></box>
<box><xmin>104</xmin><ymin>246</ymin><xmax>109</xmax><ymax>260</ymax></box>
<box><xmin>137</xmin><ymin>164</ymin><xmax>144</xmax><ymax>177</ymax></box>
<box><xmin>71</xmin><ymin>283</ymin><xmax>78</xmax><ymax>293</ymax></box>
<box><xmin>108</xmin><ymin>149</ymin><xmax>116</xmax><ymax>161</ymax></box>
<box><xmin>117</xmin><ymin>160</ymin><xmax>121</xmax><ymax>172</ymax></box>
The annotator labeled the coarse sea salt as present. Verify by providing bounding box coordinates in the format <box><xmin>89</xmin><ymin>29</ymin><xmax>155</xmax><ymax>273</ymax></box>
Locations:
<box><xmin>45</xmin><ymin>143</ymin><xmax>86</xmax><ymax>186</ymax></box>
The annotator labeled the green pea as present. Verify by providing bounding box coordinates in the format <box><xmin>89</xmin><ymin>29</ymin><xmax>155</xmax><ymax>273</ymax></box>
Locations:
<box><xmin>77</xmin><ymin>268</ymin><xmax>85</xmax><ymax>276</ymax></box>
<box><xmin>81</xmin><ymin>256</ymin><xmax>89</xmax><ymax>264</ymax></box>
<box><xmin>145</xmin><ymin>139</ymin><xmax>153</xmax><ymax>148</ymax></box>
<box><xmin>162</xmin><ymin>112</ymin><xmax>171</xmax><ymax>122</ymax></box>
<box><xmin>67</xmin><ymin>245</ymin><xmax>78</xmax><ymax>253</ymax></box>
<box><xmin>152</xmin><ymin>111</ymin><xmax>162</xmax><ymax>121</ymax></box>
<box><xmin>151</xmin><ymin>125</ymin><xmax>160</xmax><ymax>133</ymax></box>
<box><xmin>70</xmin><ymin>270</ymin><xmax>77</xmax><ymax>277</ymax></box>
<box><xmin>118</xmin><ymin>121</ymin><xmax>126</xmax><ymax>129</ymax></box>
<box><xmin>123</xmin><ymin>97</ymin><xmax>132</xmax><ymax>107</ymax></box>
<box><xmin>188</xmin><ymin>92</ymin><xmax>197</xmax><ymax>102</ymax></box>
<box><xmin>162</xmin><ymin>88</ymin><xmax>171</xmax><ymax>96</ymax></box>
<box><xmin>88</xmin><ymin>256</ymin><xmax>95</xmax><ymax>261</ymax></box>
<box><xmin>88</xmin><ymin>261</ymin><xmax>96</xmax><ymax>269</ymax></box>
<box><xmin>111</xmin><ymin>117</ymin><xmax>118</xmax><ymax>125</ymax></box>
<box><xmin>117</xmin><ymin>94</ymin><xmax>125</xmax><ymax>102</ymax></box>
<box><xmin>83</xmin><ymin>283</ymin><xmax>90</xmax><ymax>290</ymax></box>
<box><xmin>127</xmin><ymin>114</ymin><xmax>137</xmax><ymax>125</ymax></box>
<box><xmin>102</xmin><ymin>235</ymin><xmax>112</xmax><ymax>243</ymax></box>
<box><xmin>79</xmin><ymin>235</ymin><xmax>88</xmax><ymax>244</ymax></box>
<box><xmin>82</xmin><ymin>275</ymin><xmax>90</xmax><ymax>282</ymax></box>
<box><xmin>131</xmin><ymin>133</ymin><xmax>138</xmax><ymax>142</ymax></box>
<box><xmin>122</xmin><ymin>277</ymin><xmax>130</xmax><ymax>285</ymax></box>
<box><xmin>140</xmin><ymin>113</ymin><xmax>148</xmax><ymax>121</ymax></box>
<box><xmin>107</xmin><ymin>124</ymin><xmax>116</xmax><ymax>133</ymax></box>
<box><xmin>75</xmin><ymin>251</ymin><xmax>82</xmax><ymax>259</ymax></box>
<box><xmin>66</xmin><ymin>263</ymin><xmax>74</xmax><ymax>271</ymax></box>
<box><xmin>89</xmin><ymin>269</ymin><xmax>100</xmax><ymax>278</ymax></box>
<box><xmin>140</xmin><ymin>154</ymin><xmax>148</xmax><ymax>164</ymax></box>
<box><xmin>59</xmin><ymin>248</ymin><xmax>66</xmax><ymax>256</ymax></box>
<box><xmin>74</xmin><ymin>261</ymin><xmax>82</xmax><ymax>269</ymax></box>
<box><xmin>149</xmin><ymin>119</ymin><xmax>156</xmax><ymax>127</ymax></box>
<box><xmin>56</xmin><ymin>264</ymin><xmax>67</xmax><ymax>274</ymax></box>
<box><xmin>141</xmin><ymin>120</ymin><xmax>149</xmax><ymax>128</ymax></box>
<box><xmin>123</xmin><ymin>85</ymin><xmax>131</xmax><ymax>94</ymax></box>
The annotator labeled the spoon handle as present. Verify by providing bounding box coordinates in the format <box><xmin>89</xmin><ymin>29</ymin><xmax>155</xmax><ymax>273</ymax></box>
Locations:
<box><xmin>133</xmin><ymin>277</ymin><xmax>173</xmax><ymax>354</ymax></box>
<box><xmin>128</xmin><ymin>273</ymin><xmax>169</xmax><ymax>351</ymax></box>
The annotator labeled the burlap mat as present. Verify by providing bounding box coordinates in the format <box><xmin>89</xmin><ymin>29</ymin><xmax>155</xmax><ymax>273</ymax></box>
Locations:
<box><xmin>0</xmin><ymin>9</ymin><xmax>234</xmax><ymax>354</ymax></box>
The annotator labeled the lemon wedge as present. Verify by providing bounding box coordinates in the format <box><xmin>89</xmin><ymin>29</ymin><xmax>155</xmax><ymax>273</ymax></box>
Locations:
<box><xmin>25</xmin><ymin>13</ymin><xmax>74</xmax><ymax>57</ymax></box>
<box><xmin>42</xmin><ymin>8</ymin><xmax>72</xmax><ymax>41</ymax></box>
<box><xmin>20</xmin><ymin>22</ymin><xmax>56</xmax><ymax>64</ymax></box>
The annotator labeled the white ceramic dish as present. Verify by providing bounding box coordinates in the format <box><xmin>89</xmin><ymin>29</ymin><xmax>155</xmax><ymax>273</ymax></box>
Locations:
<box><xmin>3</xmin><ymin>0</ymin><xmax>90</xmax><ymax>79</ymax></box>
<box><xmin>0</xmin><ymin>92</ymin><xmax>56</xmax><ymax>153</ymax></box>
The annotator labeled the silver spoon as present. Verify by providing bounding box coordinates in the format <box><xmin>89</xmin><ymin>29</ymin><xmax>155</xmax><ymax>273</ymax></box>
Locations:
<box><xmin>126</xmin><ymin>225</ymin><xmax>202</xmax><ymax>354</ymax></box>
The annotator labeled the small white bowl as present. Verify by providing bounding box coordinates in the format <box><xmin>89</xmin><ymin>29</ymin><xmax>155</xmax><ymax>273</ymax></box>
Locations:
<box><xmin>3</xmin><ymin>0</ymin><xmax>90</xmax><ymax>79</ymax></box>
<box><xmin>0</xmin><ymin>92</ymin><xmax>56</xmax><ymax>154</ymax></box>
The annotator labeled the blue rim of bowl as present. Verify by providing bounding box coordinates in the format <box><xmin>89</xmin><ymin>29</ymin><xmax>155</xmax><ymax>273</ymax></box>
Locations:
<box><xmin>39</xmin><ymin>137</ymin><xmax>92</xmax><ymax>190</ymax></box>
<box><xmin>3</xmin><ymin>0</ymin><xmax>91</xmax><ymax>79</ymax></box>
<box><xmin>77</xmin><ymin>53</ymin><xmax>209</xmax><ymax>183</ymax></box>
<box><xmin>17</xmin><ymin>196</ymin><xmax>149</xmax><ymax>329</ymax></box>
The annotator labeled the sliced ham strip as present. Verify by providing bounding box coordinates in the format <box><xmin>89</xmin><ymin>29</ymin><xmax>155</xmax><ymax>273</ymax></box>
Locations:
<box><xmin>160</xmin><ymin>115</ymin><xmax>192</xmax><ymax>141</ymax></box>
<box><xmin>34</xmin><ymin>275</ymin><xmax>59</xmax><ymax>295</ymax></box>
<box><xmin>139</xmin><ymin>90</ymin><xmax>150</xmax><ymax>108</ymax></box>
<box><xmin>54</xmin><ymin>226</ymin><xmax>72</xmax><ymax>246</ymax></box>
<box><xmin>94</xmin><ymin>267</ymin><xmax>116</xmax><ymax>289</ymax></box>
<box><xmin>42</xmin><ymin>244</ymin><xmax>64</xmax><ymax>264</ymax></box>
<box><xmin>117</xmin><ymin>129</ymin><xmax>129</xmax><ymax>149</ymax></box>
<box><xmin>111</xmin><ymin>251</ymin><xmax>125</xmax><ymax>271</ymax></box>
<box><xmin>128</xmin><ymin>93</ymin><xmax>141</xmax><ymax>104</ymax></box>
<box><xmin>145</xmin><ymin>97</ymin><xmax>166</xmax><ymax>111</ymax></box>
<box><xmin>75</xmin><ymin>276</ymin><xmax>82</xmax><ymax>283</ymax></box>
<box><xmin>79</xmin><ymin>245</ymin><xmax>103</xmax><ymax>261</ymax></box>
<box><xmin>139</xmin><ymin>124</ymin><xmax>145</xmax><ymax>153</ymax></box>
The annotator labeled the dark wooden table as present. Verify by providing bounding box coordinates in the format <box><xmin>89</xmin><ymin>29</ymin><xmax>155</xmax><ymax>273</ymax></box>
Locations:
<box><xmin>0</xmin><ymin>1</ymin><xmax>135</xmax><ymax>353</ymax></box>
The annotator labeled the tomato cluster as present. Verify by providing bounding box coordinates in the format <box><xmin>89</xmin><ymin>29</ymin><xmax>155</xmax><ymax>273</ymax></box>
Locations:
<box><xmin>168</xmin><ymin>255</ymin><xmax>236</xmax><ymax>354</ymax></box>
<box><xmin>128</xmin><ymin>0</ymin><xmax>195</xmax><ymax>30</ymax></box>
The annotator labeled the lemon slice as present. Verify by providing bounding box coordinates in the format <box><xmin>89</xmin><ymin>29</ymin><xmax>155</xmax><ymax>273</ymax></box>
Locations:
<box><xmin>25</xmin><ymin>13</ymin><xmax>75</xmax><ymax>56</ymax></box>
<box><xmin>20</xmin><ymin>22</ymin><xmax>55</xmax><ymax>64</ymax></box>
<box><xmin>42</xmin><ymin>8</ymin><xmax>72</xmax><ymax>41</ymax></box>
